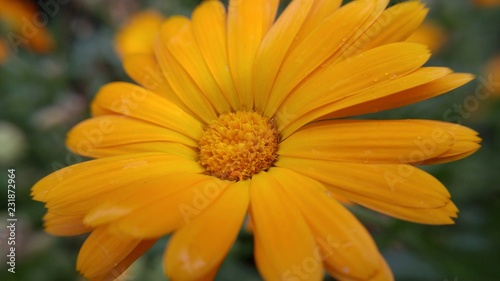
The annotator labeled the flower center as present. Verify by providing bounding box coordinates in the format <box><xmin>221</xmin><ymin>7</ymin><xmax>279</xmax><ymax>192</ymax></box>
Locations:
<box><xmin>198</xmin><ymin>111</ymin><xmax>280</xmax><ymax>181</ymax></box>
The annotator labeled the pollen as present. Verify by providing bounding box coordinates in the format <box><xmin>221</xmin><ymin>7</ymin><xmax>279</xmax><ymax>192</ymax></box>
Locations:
<box><xmin>198</xmin><ymin>111</ymin><xmax>280</xmax><ymax>181</ymax></box>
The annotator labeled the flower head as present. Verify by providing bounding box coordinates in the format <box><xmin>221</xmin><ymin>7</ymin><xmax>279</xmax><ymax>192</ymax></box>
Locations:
<box><xmin>32</xmin><ymin>0</ymin><xmax>481</xmax><ymax>280</ymax></box>
<box><xmin>0</xmin><ymin>0</ymin><xmax>54</xmax><ymax>60</ymax></box>
<box><xmin>406</xmin><ymin>21</ymin><xmax>446</xmax><ymax>53</ymax></box>
<box><xmin>483</xmin><ymin>55</ymin><xmax>500</xmax><ymax>96</ymax></box>
<box><xmin>114</xmin><ymin>10</ymin><xmax>164</xmax><ymax>57</ymax></box>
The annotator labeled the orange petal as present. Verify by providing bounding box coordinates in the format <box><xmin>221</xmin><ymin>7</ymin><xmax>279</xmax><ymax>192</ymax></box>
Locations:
<box><xmin>31</xmin><ymin>153</ymin><xmax>203</xmax><ymax>214</ymax></box>
<box><xmin>250</xmin><ymin>170</ymin><xmax>323</xmax><ymax>281</ymax></box>
<box><xmin>76</xmin><ymin>227</ymin><xmax>142</xmax><ymax>278</ymax></box>
<box><xmin>90</xmin><ymin>239</ymin><xmax>157</xmax><ymax>281</ymax></box>
<box><xmin>155</xmin><ymin>17</ymin><xmax>219</xmax><ymax>123</ymax></box>
<box><xmin>269</xmin><ymin>167</ymin><xmax>386</xmax><ymax>280</ymax></box>
<box><xmin>325</xmin><ymin>0</ymin><xmax>389</xmax><ymax>65</ymax></box>
<box><xmin>192</xmin><ymin>0</ymin><xmax>239</xmax><ymax>111</ymax></box>
<box><xmin>277</xmin><ymin>157</ymin><xmax>458</xmax><ymax>224</ymax></box>
<box><xmin>327</xmin><ymin>256</ymin><xmax>394</xmax><ymax>281</ymax></box>
<box><xmin>253</xmin><ymin>0</ymin><xmax>314</xmax><ymax>110</ymax></box>
<box><xmin>405</xmin><ymin>121</ymin><xmax>481</xmax><ymax>165</ymax></box>
<box><xmin>280</xmin><ymin>119</ymin><xmax>461</xmax><ymax>165</ymax></box>
<box><xmin>66</xmin><ymin>115</ymin><xmax>198</xmax><ymax>160</ymax></box>
<box><xmin>293</xmin><ymin>0</ymin><xmax>341</xmax><ymax>42</ymax></box>
<box><xmin>158</xmin><ymin>15</ymin><xmax>231</xmax><ymax>114</ymax></box>
<box><xmin>83</xmin><ymin>173</ymin><xmax>210</xmax><ymax>227</ymax></box>
<box><xmin>227</xmin><ymin>0</ymin><xmax>279</xmax><ymax>108</ymax></box>
<box><xmin>67</xmin><ymin>141</ymin><xmax>196</xmax><ymax>160</ymax></box>
<box><xmin>265</xmin><ymin>0</ymin><xmax>379</xmax><ymax>117</ymax></box>
<box><xmin>76</xmin><ymin>227</ymin><xmax>141</xmax><ymax>278</ymax></box>
<box><xmin>89</xmin><ymin>175</ymin><xmax>231</xmax><ymax>238</ymax></box>
<box><xmin>334</xmin><ymin>189</ymin><xmax>458</xmax><ymax>225</ymax></box>
<box><xmin>278</xmin><ymin>42</ymin><xmax>430</xmax><ymax>137</ymax></box>
<box><xmin>276</xmin><ymin>157</ymin><xmax>451</xmax><ymax>210</ymax></box>
<box><xmin>91</xmin><ymin>82</ymin><xmax>203</xmax><ymax>140</ymax></box>
<box><xmin>424</xmin><ymin>149</ymin><xmax>479</xmax><ymax>165</ymax></box>
<box><xmin>122</xmin><ymin>54</ymin><xmax>192</xmax><ymax>113</ymax></box>
<box><xmin>367</xmin><ymin>257</ymin><xmax>394</xmax><ymax>281</ymax></box>
<box><xmin>323</xmin><ymin>72</ymin><xmax>475</xmax><ymax>119</ymax></box>
<box><xmin>315</xmin><ymin>67</ymin><xmax>450</xmax><ymax>118</ymax></box>
<box><xmin>165</xmin><ymin>180</ymin><xmax>249</xmax><ymax>280</ymax></box>
<box><xmin>43</xmin><ymin>212</ymin><xmax>91</xmax><ymax>236</ymax></box>
<box><xmin>67</xmin><ymin>116</ymin><xmax>197</xmax><ymax>156</ymax></box>
<box><xmin>341</xmin><ymin>1</ymin><xmax>427</xmax><ymax>57</ymax></box>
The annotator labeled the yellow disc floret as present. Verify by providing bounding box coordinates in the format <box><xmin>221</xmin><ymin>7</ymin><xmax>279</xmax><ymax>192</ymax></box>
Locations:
<box><xmin>198</xmin><ymin>111</ymin><xmax>280</xmax><ymax>181</ymax></box>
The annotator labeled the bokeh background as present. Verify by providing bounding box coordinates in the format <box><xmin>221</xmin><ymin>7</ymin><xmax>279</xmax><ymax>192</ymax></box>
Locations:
<box><xmin>1</xmin><ymin>0</ymin><xmax>499</xmax><ymax>280</ymax></box>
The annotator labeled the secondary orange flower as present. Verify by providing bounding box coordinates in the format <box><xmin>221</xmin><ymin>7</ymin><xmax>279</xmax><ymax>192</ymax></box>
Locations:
<box><xmin>484</xmin><ymin>55</ymin><xmax>500</xmax><ymax>96</ymax></box>
<box><xmin>114</xmin><ymin>10</ymin><xmax>164</xmax><ymax>57</ymax></box>
<box><xmin>0</xmin><ymin>41</ymin><xmax>7</xmax><ymax>63</ymax></box>
<box><xmin>406</xmin><ymin>21</ymin><xmax>446</xmax><ymax>53</ymax></box>
<box><xmin>32</xmin><ymin>0</ymin><xmax>481</xmax><ymax>280</ymax></box>
<box><xmin>0</xmin><ymin>0</ymin><xmax>54</xmax><ymax>60</ymax></box>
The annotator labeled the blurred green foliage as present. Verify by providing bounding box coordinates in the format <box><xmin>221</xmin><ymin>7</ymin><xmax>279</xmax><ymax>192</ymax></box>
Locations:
<box><xmin>1</xmin><ymin>0</ymin><xmax>499</xmax><ymax>280</ymax></box>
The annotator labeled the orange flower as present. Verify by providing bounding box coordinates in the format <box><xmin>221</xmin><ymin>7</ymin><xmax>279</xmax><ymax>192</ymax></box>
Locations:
<box><xmin>114</xmin><ymin>10</ymin><xmax>164</xmax><ymax>57</ymax></box>
<box><xmin>483</xmin><ymin>55</ymin><xmax>500</xmax><ymax>96</ymax></box>
<box><xmin>0</xmin><ymin>40</ymin><xmax>7</xmax><ymax>63</ymax></box>
<box><xmin>406</xmin><ymin>21</ymin><xmax>446</xmax><ymax>53</ymax></box>
<box><xmin>32</xmin><ymin>0</ymin><xmax>480</xmax><ymax>280</ymax></box>
<box><xmin>0</xmin><ymin>0</ymin><xmax>54</xmax><ymax>58</ymax></box>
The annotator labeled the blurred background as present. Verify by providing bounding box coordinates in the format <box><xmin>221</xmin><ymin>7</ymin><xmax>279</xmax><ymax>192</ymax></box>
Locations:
<box><xmin>0</xmin><ymin>0</ymin><xmax>499</xmax><ymax>280</ymax></box>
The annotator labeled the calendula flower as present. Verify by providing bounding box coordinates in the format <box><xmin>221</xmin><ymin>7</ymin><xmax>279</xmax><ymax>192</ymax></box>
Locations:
<box><xmin>114</xmin><ymin>10</ymin><xmax>164</xmax><ymax>57</ymax></box>
<box><xmin>0</xmin><ymin>0</ymin><xmax>54</xmax><ymax>60</ymax></box>
<box><xmin>406</xmin><ymin>21</ymin><xmax>446</xmax><ymax>53</ymax></box>
<box><xmin>32</xmin><ymin>0</ymin><xmax>481</xmax><ymax>280</ymax></box>
<box><xmin>484</xmin><ymin>55</ymin><xmax>500</xmax><ymax>96</ymax></box>
<box><xmin>0</xmin><ymin>40</ymin><xmax>7</xmax><ymax>63</ymax></box>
